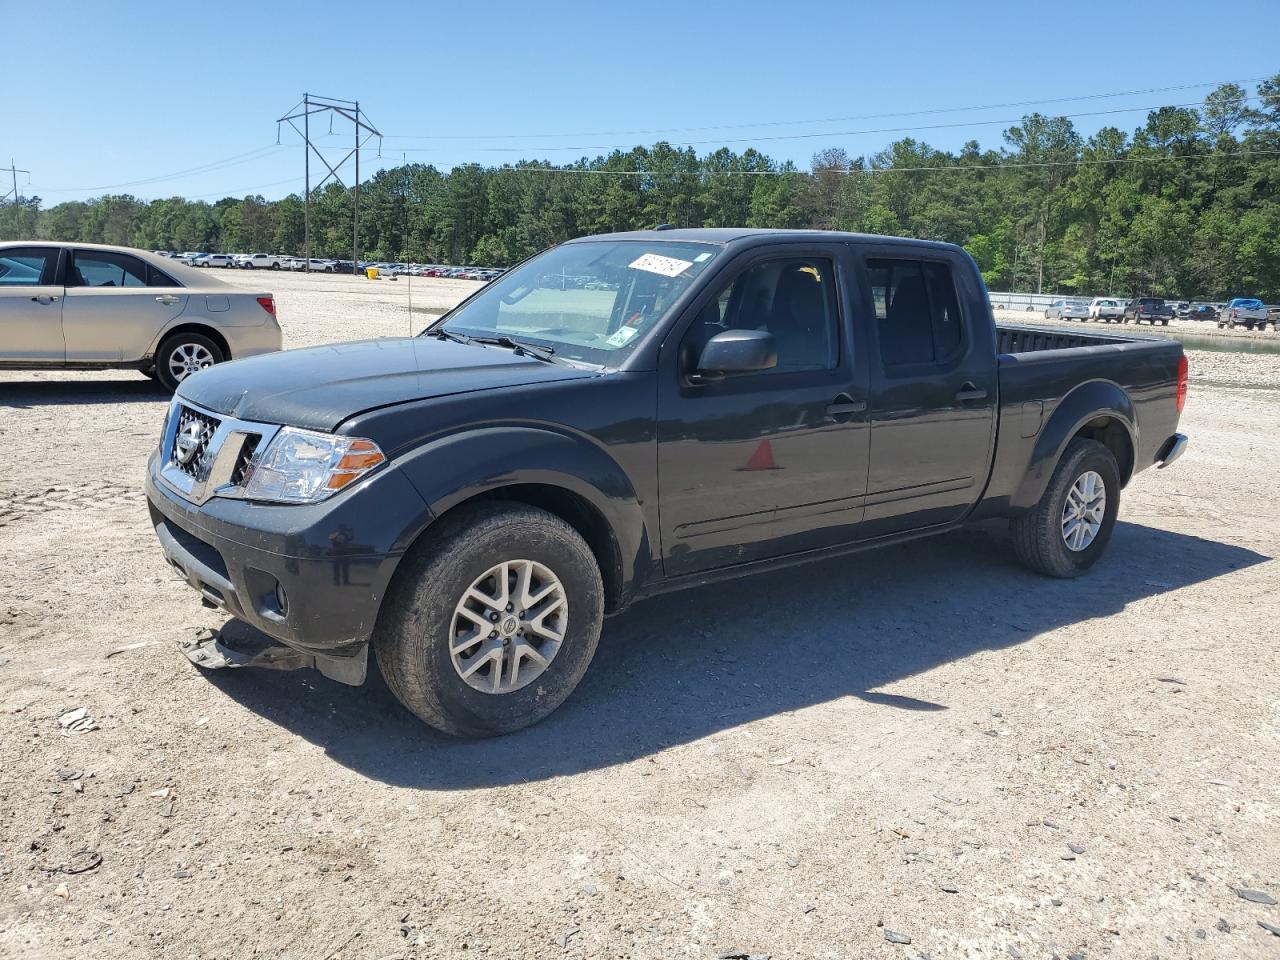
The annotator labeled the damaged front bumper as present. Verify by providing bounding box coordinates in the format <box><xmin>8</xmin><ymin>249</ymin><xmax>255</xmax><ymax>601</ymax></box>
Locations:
<box><xmin>146</xmin><ymin>450</ymin><xmax>428</xmax><ymax>685</ymax></box>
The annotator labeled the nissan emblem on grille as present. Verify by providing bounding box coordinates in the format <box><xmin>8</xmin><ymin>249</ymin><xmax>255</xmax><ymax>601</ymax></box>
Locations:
<box><xmin>174</xmin><ymin>420</ymin><xmax>206</xmax><ymax>465</ymax></box>
<box><xmin>170</xmin><ymin>407</ymin><xmax>220</xmax><ymax>480</ymax></box>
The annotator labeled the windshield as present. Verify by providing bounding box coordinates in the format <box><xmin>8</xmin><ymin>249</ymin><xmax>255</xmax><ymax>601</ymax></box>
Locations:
<box><xmin>430</xmin><ymin>239</ymin><xmax>721</xmax><ymax>365</ymax></box>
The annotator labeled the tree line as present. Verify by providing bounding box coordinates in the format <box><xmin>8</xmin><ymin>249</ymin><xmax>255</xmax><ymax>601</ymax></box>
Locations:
<box><xmin>3</xmin><ymin>76</ymin><xmax>1279</xmax><ymax>300</ymax></box>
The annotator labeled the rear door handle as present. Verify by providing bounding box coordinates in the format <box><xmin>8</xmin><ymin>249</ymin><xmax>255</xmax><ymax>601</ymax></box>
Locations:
<box><xmin>826</xmin><ymin>399</ymin><xmax>868</xmax><ymax>416</ymax></box>
<box><xmin>955</xmin><ymin>383</ymin><xmax>988</xmax><ymax>402</ymax></box>
<box><xmin>154</xmin><ymin>294</ymin><xmax>181</xmax><ymax>305</ymax></box>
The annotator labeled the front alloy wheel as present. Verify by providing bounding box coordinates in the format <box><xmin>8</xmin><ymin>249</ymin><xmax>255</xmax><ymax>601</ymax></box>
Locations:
<box><xmin>374</xmin><ymin>502</ymin><xmax>604</xmax><ymax>737</ymax></box>
<box><xmin>450</xmin><ymin>559</ymin><xmax>567</xmax><ymax>694</ymax></box>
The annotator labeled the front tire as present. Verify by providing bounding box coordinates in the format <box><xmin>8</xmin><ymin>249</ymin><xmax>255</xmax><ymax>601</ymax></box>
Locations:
<box><xmin>374</xmin><ymin>503</ymin><xmax>604</xmax><ymax>737</ymax></box>
<box><xmin>154</xmin><ymin>331</ymin><xmax>225</xmax><ymax>392</ymax></box>
<box><xmin>1011</xmin><ymin>438</ymin><xmax>1120</xmax><ymax>578</ymax></box>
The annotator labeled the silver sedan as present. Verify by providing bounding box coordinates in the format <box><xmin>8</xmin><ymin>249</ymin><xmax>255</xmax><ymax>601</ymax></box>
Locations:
<box><xmin>0</xmin><ymin>242</ymin><xmax>282</xmax><ymax>390</ymax></box>
<box><xmin>1044</xmin><ymin>298</ymin><xmax>1090</xmax><ymax>321</ymax></box>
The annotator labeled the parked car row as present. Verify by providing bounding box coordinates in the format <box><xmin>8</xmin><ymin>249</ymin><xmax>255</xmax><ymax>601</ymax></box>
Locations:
<box><xmin>152</xmin><ymin>251</ymin><xmax>508</xmax><ymax>281</ymax></box>
<box><xmin>369</xmin><ymin>262</ymin><xmax>506</xmax><ymax>281</ymax></box>
<box><xmin>1037</xmin><ymin>295</ymin><xmax>1276</xmax><ymax>330</ymax></box>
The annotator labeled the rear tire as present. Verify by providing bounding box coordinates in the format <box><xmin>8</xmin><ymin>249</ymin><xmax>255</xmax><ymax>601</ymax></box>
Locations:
<box><xmin>1011</xmin><ymin>438</ymin><xmax>1120</xmax><ymax>578</ymax></box>
<box><xmin>374</xmin><ymin>502</ymin><xmax>604</xmax><ymax>737</ymax></box>
<box><xmin>154</xmin><ymin>331</ymin><xmax>224</xmax><ymax>392</ymax></box>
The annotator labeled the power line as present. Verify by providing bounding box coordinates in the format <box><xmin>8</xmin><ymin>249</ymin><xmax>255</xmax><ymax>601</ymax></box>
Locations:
<box><xmin>377</xmin><ymin>77</ymin><xmax>1270</xmax><ymax>142</ymax></box>
<box><xmin>431</xmin><ymin>147</ymin><xmax>1280</xmax><ymax>179</ymax></box>
<box><xmin>33</xmin><ymin>145</ymin><xmax>288</xmax><ymax>195</ymax></box>
<box><xmin>388</xmin><ymin>98</ymin><xmax>1257</xmax><ymax>155</ymax></box>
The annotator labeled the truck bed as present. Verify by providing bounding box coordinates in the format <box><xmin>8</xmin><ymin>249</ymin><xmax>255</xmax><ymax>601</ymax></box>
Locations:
<box><xmin>976</xmin><ymin>323</ymin><xmax>1186</xmax><ymax>518</ymax></box>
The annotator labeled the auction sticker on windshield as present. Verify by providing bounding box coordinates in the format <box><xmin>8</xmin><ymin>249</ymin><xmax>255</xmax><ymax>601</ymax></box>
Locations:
<box><xmin>629</xmin><ymin>253</ymin><xmax>693</xmax><ymax>277</ymax></box>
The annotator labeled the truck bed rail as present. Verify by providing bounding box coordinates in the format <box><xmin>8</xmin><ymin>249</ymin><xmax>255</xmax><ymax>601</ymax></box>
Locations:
<box><xmin>996</xmin><ymin>324</ymin><xmax>1118</xmax><ymax>354</ymax></box>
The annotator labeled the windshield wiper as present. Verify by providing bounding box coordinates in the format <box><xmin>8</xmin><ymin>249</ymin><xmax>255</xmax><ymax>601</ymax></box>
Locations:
<box><xmin>426</xmin><ymin>328</ymin><xmax>473</xmax><ymax>346</ymax></box>
<box><xmin>471</xmin><ymin>335</ymin><xmax>560</xmax><ymax>363</ymax></box>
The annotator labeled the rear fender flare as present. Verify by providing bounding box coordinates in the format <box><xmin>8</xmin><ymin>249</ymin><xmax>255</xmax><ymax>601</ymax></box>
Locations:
<box><xmin>1011</xmin><ymin>380</ymin><xmax>1137</xmax><ymax>510</ymax></box>
<box><xmin>394</xmin><ymin>426</ymin><xmax>651</xmax><ymax>603</ymax></box>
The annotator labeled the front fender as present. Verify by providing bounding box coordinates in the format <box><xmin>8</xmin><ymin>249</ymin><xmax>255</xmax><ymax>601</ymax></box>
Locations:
<box><xmin>1011</xmin><ymin>380</ymin><xmax>1137</xmax><ymax>510</ymax></box>
<box><xmin>395</xmin><ymin>426</ymin><xmax>651</xmax><ymax>604</ymax></box>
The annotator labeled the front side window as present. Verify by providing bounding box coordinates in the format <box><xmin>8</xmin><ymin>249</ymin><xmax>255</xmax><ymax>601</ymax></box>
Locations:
<box><xmin>869</xmin><ymin>258</ymin><xmax>965</xmax><ymax>368</ymax></box>
<box><xmin>0</xmin><ymin>247</ymin><xmax>57</xmax><ymax>286</ymax></box>
<box><xmin>436</xmin><ymin>240</ymin><xmax>721</xmax><ymax>365</ymax></box>
<box><xmin>681</xmin><ymin>257</ymin><xmax>839</xmax><ymax>374</ymax></box>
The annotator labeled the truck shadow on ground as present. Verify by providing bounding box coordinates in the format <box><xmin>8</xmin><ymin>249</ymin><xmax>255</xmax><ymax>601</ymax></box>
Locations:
<box><xmin>205</xmin><ymin>520</ymin><xmax>1266</xmax><ymax>789</ymax></box>
<box><xmin>1</xmin><ymin>377</ymin><xmax>166</xmax><ymax>407</ymax></box>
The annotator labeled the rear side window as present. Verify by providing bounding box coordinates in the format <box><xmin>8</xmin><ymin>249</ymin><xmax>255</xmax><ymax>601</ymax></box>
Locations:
<box><xmin>70</xmin><ymin>250</ymin><xmax>149</xmax><ymax>288</ymax></box>
<box><xmin>0</xmin><ymin>247</ymin><xmax>57</xmax><ymax>286</ymax></box>
<box><xmin>868</xmin><ymin>257</ymin><xmax>965</xmax><ymax>368</ymax></box>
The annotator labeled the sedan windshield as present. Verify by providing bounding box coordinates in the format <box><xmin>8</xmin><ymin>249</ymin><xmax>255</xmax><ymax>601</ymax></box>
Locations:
<box><xmin>429</xmin><ymin>240</ymin><xmax>721</xmax><ymax>365</ymax></box>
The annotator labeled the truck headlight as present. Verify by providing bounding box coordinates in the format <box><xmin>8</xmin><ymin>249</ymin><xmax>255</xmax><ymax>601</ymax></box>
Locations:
<box><xmin>243</xmin><ymin>427</ymin><xmax>386</xmax><ymax>503</ymax></box>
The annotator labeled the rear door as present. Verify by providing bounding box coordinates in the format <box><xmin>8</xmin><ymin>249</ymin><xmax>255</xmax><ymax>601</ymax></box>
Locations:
<box><xmin>857</xmin><ymin>245</ymin><xmax>996</xmax><ymax>538</ymax></box>
<box><xmin>62</xmin><ymin>249</ymin><xmax>188</xmax><ymax>362</ymax></box>
<box><xmin>0</xmin><ymin>246</ymin><xmax>65</xmax><ymax>362</ymax></box>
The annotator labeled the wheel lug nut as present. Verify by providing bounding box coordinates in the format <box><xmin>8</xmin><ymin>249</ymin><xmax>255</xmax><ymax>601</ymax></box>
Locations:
<box><xmin>489</xmin><ymin>631</ymin><xmax>497</xmax><ymax>639</ymax></box>
<box><xmin>505</xmin><ymin>603</ymin><xmax>513</xmax><ymax>612</ymax></box>
<box><xmin>489</xmin><ymin>612</ymin><xmax>499</xmax><ymax>622</ymax></box>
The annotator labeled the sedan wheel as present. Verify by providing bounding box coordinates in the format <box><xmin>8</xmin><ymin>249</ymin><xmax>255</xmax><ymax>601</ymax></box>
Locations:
<box><xmin>154</xmin><ymin>332</ymin><xmax>225</xmax><ymax>392</ymax></box>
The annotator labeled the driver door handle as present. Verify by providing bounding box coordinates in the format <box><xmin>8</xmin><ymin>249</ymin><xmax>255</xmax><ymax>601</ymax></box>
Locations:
<box><xmin>826</xmin><ymin>398</ymin><xmax>867</xmax><ymax>416</ymax></box>
<box><xmin>955</xmin><ymin>382</ymin><xmax>988</xmax><ymax>402</ymax></box>
<box><xmin>30</xmin><ymin>295</ymin><xmax>60</xmax><ymax>304</ymax></box>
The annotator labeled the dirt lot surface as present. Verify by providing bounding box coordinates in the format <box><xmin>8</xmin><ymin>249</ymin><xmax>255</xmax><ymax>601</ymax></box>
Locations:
<box><xmin>2</xmin><ymin>271</ymin><xmax>1278</xmax><ymax>959</ymax></box>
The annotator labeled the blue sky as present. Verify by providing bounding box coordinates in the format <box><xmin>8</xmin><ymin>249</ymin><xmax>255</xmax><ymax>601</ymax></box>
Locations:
<box><xmin>5</xmin><ymin>0</ymin><xmax>1277</xmax><ymax>204</ymax></box>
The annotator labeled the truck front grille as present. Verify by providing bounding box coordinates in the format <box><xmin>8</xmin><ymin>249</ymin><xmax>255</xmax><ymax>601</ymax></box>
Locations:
<box><xmin>158</xmin><ymin>400</ymin><xmax>278</xmax><ymax>506</ymax></box>
<box><xmin>170</xmin><ymin>406</ymin><xmax>221</xmax><ymax>479</ymax></box>
<box><xmin>229</xmin><ymin>435</ymin><xmax>261</xmax><ymax>486</ymax></box>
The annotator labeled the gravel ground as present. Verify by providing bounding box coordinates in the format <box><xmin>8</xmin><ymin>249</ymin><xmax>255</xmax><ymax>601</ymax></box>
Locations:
<box><xmin>1</xmin><ymin>271</ymin><xmax>1278</xmax><ymax>959</ymax></box>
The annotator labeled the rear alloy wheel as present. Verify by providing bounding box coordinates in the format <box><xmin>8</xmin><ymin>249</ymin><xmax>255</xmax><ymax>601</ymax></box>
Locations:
<box><xmin>374</xmin><ymin>502</ymin><xmax>604</xmax><ymax>737</ymax></box>
<box><xmin>1011</xmin><ymin>438</ymin><xmax>1120</xmax><ymax>578</ymax></box>
<box><xmin>154</xmin><ymin>332</ymin><xmax>224</xmax><ymax>392</ymax></box>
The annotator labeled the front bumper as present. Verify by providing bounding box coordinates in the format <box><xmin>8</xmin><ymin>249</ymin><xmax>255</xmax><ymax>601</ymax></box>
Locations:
<box><xmin>146</xmin><ymin>450</ymin><xmax>430</xmax><ymax>675</ymax></box>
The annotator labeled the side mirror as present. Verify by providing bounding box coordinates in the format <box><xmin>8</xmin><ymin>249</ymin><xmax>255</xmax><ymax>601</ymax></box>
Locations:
<box><xmin>696</xmin><ymin>329</ymin><xmax>777</xmax><ymax>377</ymax></box>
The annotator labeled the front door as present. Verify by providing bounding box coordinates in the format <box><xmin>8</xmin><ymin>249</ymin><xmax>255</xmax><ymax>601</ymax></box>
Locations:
<box><xmin>62</xmin><ymin>248</ymin><xmax>188</xmax><ymax>362</ymax></box>
<box><xmin>657</xmin><ymin>246</ymin><xmax>870</xmax><ymax>576</ymax></box>
<box><xmin>858</xmin><ymin>248</ymin><xmax>996</xmax><ymax>538</ymax></box>
<box><xmin>0</xmin><ymin>246</ymin><xmax>64</xmax><ymax>362</ymax></box>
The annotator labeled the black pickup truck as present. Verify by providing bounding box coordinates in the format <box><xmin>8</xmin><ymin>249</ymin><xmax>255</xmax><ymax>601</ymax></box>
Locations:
<box><xmin>1124</xmin><ymin>297</ymin><xmax>1174</xmax><ymax>326</ymax></box>
<box><xmin>146</xmin><ymin>229</ymin><xmax>1188</xmax><ymax>737</ymax></box>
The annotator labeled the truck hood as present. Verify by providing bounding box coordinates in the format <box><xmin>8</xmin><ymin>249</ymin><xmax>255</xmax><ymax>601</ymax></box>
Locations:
<box><xmin>176</xmin><ymin>337</ymin><xmax>597</xmax><ymax>431</ymax></box>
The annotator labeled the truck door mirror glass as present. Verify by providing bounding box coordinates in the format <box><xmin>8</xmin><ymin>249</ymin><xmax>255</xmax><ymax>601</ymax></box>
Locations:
<box><xmin>697</xmin><ymin>329</ymin><xmax>777</xmax><ymax>376</ymax></box>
